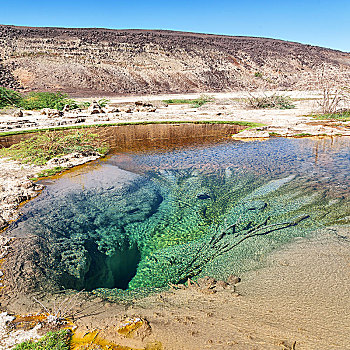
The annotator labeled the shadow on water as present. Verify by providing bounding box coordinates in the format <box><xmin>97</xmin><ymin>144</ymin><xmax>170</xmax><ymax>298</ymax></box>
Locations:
<box><xmin>78</xmin><ymin>241</ymin><xmax>141</xmax><ymax>291</ymax></box>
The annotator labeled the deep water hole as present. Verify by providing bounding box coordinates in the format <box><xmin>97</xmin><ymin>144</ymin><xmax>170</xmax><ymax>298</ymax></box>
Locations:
<box><xmin>5</xmin><ymin>131</ymin><xmax>350</xmax><ymax>298</ymax></box>
<box><xmin>64</xmin><ymin>241</ymin><xmax>141</xmax><ymax>291</ymax></box>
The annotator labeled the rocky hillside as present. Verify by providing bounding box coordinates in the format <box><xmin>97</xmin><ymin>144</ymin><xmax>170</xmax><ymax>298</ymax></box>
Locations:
<box><xmin>0</xmin><ymin>25</ymin><xmax>349</xmax><ymax>96</ymax></box>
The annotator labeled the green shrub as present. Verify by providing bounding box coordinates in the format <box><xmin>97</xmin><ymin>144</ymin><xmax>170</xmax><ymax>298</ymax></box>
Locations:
<box><xmin>245</xmin><ymin>94</ymin><xmax>295</xmax><ymax>109</ymax></box>
<box><xmin>13</xmin><ymin>330</ymin><xmax>71</xmax><ymax>350</ymax></box>
<box><xmin>0</xmin><ymin>86</ymin><xmax>23</xmax><ymax>108</ymax></box>
<box><xmin>61</xmin><ymin>99</ymin><xmax>91</xmax><ymax>110</ymax></box>
<box><xmin>162</xmin><ymin>98</ymin><xmax>192</xmax><ymax>104</ymax></box>
<box><xmin>294</xmin><ymin>133</ymin><xmax>313</xmax><ymax>137</ymax></box>
<box><xmin>311</xmin><ymin>110</ymin><xmax>350</xmax><ymax>122</ymax></box>
<box><xmin>0</xmin><ymin>87</ymin><xmax>92</xmax><ymax>111</ymax></box>
<box><xmin>97</xmin><ymin>98</ymin><xmax>110</xmax><ymax>107</ymax></box>
<box><xmin>254</xmin><ymin>71</ymin><xmax>263</xmax><ymax>78</ymax></box>
<box><xmin>163</xmin><ymin>95</ymin><xmax>214</xmax><ymax>108</ymax></box>
<box><xmin>0</xmin><ymin>130</ymin><xmax>109</xmax><ymax>165</ymax></box>
<box><xmin>190</xmin><ymin>95</ymin><xmax>214</xmax><ymax>108</ymax></box>
<box><xmin>20</xmin><ymin>92</ymin><xmax>71</xmax><ymax>111</ymax></box>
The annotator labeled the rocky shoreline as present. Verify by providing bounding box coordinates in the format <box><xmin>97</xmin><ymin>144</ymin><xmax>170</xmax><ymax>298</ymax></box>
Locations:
<box><xmin>1</xmin><ymin>91</ymin><xmax>349</xmax><ymax>138</ymax></box>
<box><xmin>0</xmin><ymin>152</ymin><xmax>101</xmax><ymax>233</ymax></box>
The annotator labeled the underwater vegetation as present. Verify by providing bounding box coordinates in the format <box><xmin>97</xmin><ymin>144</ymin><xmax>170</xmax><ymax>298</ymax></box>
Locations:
<box><xmin>7</xmin><ymin>137</ymin><xmax>350</xmax><ymax>300</ymax></box>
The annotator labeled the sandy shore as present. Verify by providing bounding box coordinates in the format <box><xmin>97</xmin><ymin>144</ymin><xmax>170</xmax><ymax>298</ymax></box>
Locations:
<box><xmin>1</xmin><ymin>227</ymin><xmax>348</xmax><ymax>350</ymax></box>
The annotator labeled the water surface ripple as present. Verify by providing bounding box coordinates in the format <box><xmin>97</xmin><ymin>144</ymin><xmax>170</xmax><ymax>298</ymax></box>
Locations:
<box><xmin>8</xmin><ymin>133</ymin><xmax>350</xmax><ymax>299</ymax></box>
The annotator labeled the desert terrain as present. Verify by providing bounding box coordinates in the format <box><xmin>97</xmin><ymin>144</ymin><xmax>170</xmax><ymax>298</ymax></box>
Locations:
<box><xmin>0</xmin><ymin>26</ymin><xmax>349</xmax><ymax>350</ymax></box>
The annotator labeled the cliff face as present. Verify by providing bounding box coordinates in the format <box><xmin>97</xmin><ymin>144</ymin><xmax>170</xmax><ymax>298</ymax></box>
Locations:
<box><xmin>0</xmin><ymin>25</ymin><xmax>349</xmax><ymax>96</ymax></box>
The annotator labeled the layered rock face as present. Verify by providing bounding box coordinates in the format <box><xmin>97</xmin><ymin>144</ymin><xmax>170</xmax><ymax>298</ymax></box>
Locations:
<box><xmin>0</xmin><ymin>25</ymin><xmax>350</xmax><ymax>96</ymax></box>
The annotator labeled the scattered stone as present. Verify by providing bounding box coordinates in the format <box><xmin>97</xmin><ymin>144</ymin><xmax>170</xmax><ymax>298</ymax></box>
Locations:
<box><xmin>197</xmin><ymin>276</ymin><xmax>217</xmax><ymax>290</ymax></box>
<box><xmin>62</xmin><ymin>104</ymin><xmax>71</xmax><ymax>112</ymax></box>
<box><xmin>227</xmin><ymin>275</ymin><xmax>241</xmax><ymax>285</ymax></box>
<box><xmin>12</xmin><ymin>109</ymin><xmax>23</xmax><ymax>118</ymax></box>
<box><xmin>135</xmin><ymin>101</ymin><xmax>153</xmax><ymax>107</ymax></box>
<box><xmin>40</xmin><ymin>108</ymin><xmax>63</xmax><ymax>118</ymax></box>
<box><xmin>88</xmin><ymin>100</ymin><xmax>104</xmax><ymax>114</ymax></box>
<box><xmin>105</xmin><ymin>107</ymin><xmax>120</xmax><ymax>113</ymax></box>
<box><xmin>215</xmin><ymin>280</ymin><xmax>229</xmax><ymax>290</ymax></box>
<box><xmin>0</xmin><ymin>216</ymin><xmax>6</xmax><ymax>231</ymax></box>
<box><xmin>93</xmin><ymin>116</ymin><xmax>110</xmax><ymax>122</ymax></box>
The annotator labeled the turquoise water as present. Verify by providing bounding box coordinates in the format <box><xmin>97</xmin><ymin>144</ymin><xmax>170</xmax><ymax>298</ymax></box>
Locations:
<box><xmin>8</xmin><ymin>133</ymin><xmax>350</xmax><ymax>299</ymax></box>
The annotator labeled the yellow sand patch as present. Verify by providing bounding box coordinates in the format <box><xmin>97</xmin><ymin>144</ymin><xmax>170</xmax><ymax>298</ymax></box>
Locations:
<box><xmin>70</xmin><ymin>328</ymin><xmax>163</xmax><ymax>350</ymax></box>
<box><xmin>10</xmin><ymin>314</ymin><xmax>48</xmax><ymax>331</ymax></box>
<box><xmin>70</xmin><ymin>330</ymin><xmax>141</xmax><ymax>350</ymax></box>
<box><xmin>117</xmin><ymin>318</ymin><xmax>143</xmax><ymax>338</ymax></box>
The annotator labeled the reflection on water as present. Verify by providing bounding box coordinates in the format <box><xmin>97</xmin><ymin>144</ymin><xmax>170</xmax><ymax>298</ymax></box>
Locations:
<box><xmin>0</xmin><ymin>123</ymin><xmax>245</xmax><ymax>151</ymax></box>
<box><xmin>6</xmin><ymin>131</ymin><xmax>350</xmax><ymax>299</ymax></box>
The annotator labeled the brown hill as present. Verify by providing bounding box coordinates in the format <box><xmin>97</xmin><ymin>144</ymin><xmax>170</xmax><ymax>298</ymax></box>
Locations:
<box><xmin>0</xmin><ymin>25</ymin><xmax>349</xmax><ymax>96</ymax></box>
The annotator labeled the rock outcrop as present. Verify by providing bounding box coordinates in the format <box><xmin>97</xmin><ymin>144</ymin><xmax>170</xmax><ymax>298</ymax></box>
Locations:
<box><xmin>0</xmin><ymin>25</ymin><xmax>349</xmax><ymax>96</ymax></box>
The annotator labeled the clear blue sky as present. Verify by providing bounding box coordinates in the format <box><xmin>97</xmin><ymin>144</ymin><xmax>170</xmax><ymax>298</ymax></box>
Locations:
<box><xmin>1</xmin><ymin>0</ymin><xmax>349</xmax><ymax>52</ymax></box>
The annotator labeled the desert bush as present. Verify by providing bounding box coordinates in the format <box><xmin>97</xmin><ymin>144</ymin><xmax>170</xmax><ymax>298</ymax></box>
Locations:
<box><xmin>163</xmin><ymin>95</ymin><xmax>214</xmax><ymax>108</ymax></box>
<box><xmin>0</xmin><ymin>87</ymin><xmax>92</xmax><ymax>111</ymax></box>
<box><xmin>97</xmin><ymin>98</ymin><xmax>110</xmax><ymax>107</ymax></box>
<box><xmin>20</xmin><ymin>92</ymin><xmax>71</xmax><ymax>110</ymax></box>
<box><xmin>191</xmin><ymin>95</ymin><xmax>215</xmax><ymax>108</ymax></box>
<box><xmin>0</xmin><ymin>87</ymin><xmax>94</xmax><ymax>111</ymax></box>
<box><xmin>13</xmin><ymin>330</ymin><xmax>71</xmax><ymax>350</ymax></box>
<box><xmin>314</xmin><ymin>65</ymin><xmax>350</xmax><ymax>114</ymax></box>
<box><xmin>0</xmin><ymin>130</ymin><xmax>109</xmax><ymax>165</ymax></box>
<box><xmin>244</xmin><ymin>94</ymin><xmax>295</xmax><ymax>109</ymax></box>
<box><xmin>0</xmin><ymin>86</ymin><xmax>22</xmax><ymax>108</ymax></box>
<box><xmin>311</xmin><ymin>109</ymin><xmax>350</xmax><ymax>122</ymax></box>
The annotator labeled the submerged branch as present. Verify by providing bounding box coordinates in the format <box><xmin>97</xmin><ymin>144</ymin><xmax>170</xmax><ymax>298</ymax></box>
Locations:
<box><xmin>172</xmin><ymin>214</ymin><xmax>309</xmax><ymax>283</ymax></box>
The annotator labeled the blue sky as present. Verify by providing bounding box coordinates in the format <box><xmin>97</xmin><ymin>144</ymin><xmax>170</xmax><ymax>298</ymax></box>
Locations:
<box><xmin>0</xmin><ymin>0</ymin><xmax>349</xmax><ymax>52</ymax></box>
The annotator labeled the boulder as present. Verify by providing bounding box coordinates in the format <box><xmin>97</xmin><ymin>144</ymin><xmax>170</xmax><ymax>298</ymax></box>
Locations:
<box><xmin>12</xmin><ymin>109</ymin><xmax>23</xmax><ymax>118</ymax></box>
<box><xmin>105</xmin><ymin>107</ymin><xmax>120</xmax><ymax>113</ymax></box>
<box><xmin>227</xmin><ymin>275</ymin><xmax>241</xmax><ymax>285</ymax></box>
<box><xmin>88</xmin><ymin>101</ymin><xmax>104</xmax><ymax>114</ymax></box>
<box><xmin>40</xmin><ymin>108</ymin><xmax>63</xmax><ymax>118</ymax></box>
<box><xmin>0</xmin><ymin>215</ymin><xmax>7</xmax><ymax>230</ymax></box>
<box><xmin>62</xmin><ymin>104</ymin><xmax>71</xmax><ymax>112</ymax></box>
<box><xmin>135</xmin><ymin>101</ymin><xmax>153</xmax><ymax>107</ymax></box>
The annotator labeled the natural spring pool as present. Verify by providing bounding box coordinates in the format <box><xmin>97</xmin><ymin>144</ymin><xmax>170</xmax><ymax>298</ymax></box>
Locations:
<box><xmin>6</xmin><ymin>124</ymin><xmax>350</xmax><ymax>300</ymax></box>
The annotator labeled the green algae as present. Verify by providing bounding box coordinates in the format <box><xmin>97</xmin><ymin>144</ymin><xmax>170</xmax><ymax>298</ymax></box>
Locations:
<box><xmin>6</xmin><ymin>135</ymin><xmax>350</xmax><ymax>300</ymax></box>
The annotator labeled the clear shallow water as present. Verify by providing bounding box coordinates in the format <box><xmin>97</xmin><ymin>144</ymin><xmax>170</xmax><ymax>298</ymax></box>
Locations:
<box><xmin>7</xmin><ymin>129</ymin><xmax>350</xmax><ymax>300</ymax></box>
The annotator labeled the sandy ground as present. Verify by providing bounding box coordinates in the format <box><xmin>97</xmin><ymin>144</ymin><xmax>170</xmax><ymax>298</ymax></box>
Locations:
<box><xmin>2</xmin><ymin>227</ymin><xmax>348</xmax><ymax>350</ymax></box>
<box><xmin>1</xmin><ymin>91</ymin><xmax>349</xmax><ymax>137</ymax></box>
<box><xmin>69</xmin><ymin>227</ymin><xmax>350</xmax><ymax>350</ymax></box>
